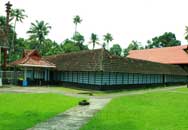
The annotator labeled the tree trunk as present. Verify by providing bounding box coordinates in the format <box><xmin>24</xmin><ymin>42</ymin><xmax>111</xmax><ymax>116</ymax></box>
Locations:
<box><xmin>11</xmin><ymin>20</ymin><xmax>17</xmax><ymax>52</ymax></box>
<box><xmin>74</xmin><ymin>24</ymin><xmax>77</xmax><ymax>36</ymax></box>
<box><xmin>3</xmin><ymin>48</ymin><xmax>7</xmax><ymax>70</ymax></box>
<box><xmin>106</xmin><ymin>42</ymin><xmax>109</xmax><ymax>50</ymax></box>
<box><xmin>93</xmin><ymin>42</ymin><xmax>95</xmax><ymax>50</ymax></box>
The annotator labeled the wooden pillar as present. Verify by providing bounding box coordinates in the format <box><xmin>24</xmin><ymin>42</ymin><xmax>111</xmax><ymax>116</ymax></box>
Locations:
<box><xmin>88</xmin><ymin>71</ymin><xmax>89</xmax><ymax>84</ymax></box>
<box><xmin>101</xmin><ymin>71</ymin><xmax>103</xmax><ymax>85</ymax></box>
<box><xmin>72</xmin><ymin>71</ymin><xmax>73</xmax><ymax>82</ymax></box>
<box><xmin>115</xmin><ymin>72</ymin><xmax>118</xmax><ymax>85</ymax></box>
<box><xmin>67</xmin><ymin>71</ymin><xmax>69</xmax><ymax>82</ymax></box>
<box><xmin>32</xmin><ymin>68</ymin><xmax>34</xmax><ymax>80</ymax></box>
<box><xmin>122</xmin><ymin>73</ymin><xmax>124</xmax><ymax>85</ymax></box>
<box><xmin>46</xmin><ymin>69</ymin><xmax>48</xmax><ymax>81</ymax></box>
<box><xmin>94</xmin><ymin>72</ymin><xmax>96</xmax><ymax>85</ymax></box>
<box><xmin>24</xmin><ymin>67</ymin><xmax>27</xmax><ymax>81</ymax></box>
<box><xmin>109</xmin><ymin>72</ymin><xmax>111</xmax><ymax>85</ymax></box>
<box><xmin>133</xmin><ymin>73</ymin><xmax>134</xmax><ymax>84</ymax></box>
<box><xmin>47</xmin><ymin>69</ymin><xmax>49</xmax><ymax>81</ymax></box>
<box><xmin>82</xmin><ymin>72</ymin><xmax>84</xmax><ymax>83</ymax></box>
<box><xmin>44</xmin><ymin>68</ymin><xmax>48</xmax><ymax>81</ymax></box>
<box><xmin>77</xmin><ymin>72</ymin><xmax>79</xmax><ymax>82</ymax></box>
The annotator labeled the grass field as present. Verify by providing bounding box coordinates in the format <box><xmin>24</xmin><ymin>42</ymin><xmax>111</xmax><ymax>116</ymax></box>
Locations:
<box><xmin>81</xmin><ymin>90</ymin><xmax>188</xmax><ymax>130</ymax></box>
<box><xmin>0</xmin><ymin>93</ymin><xmax>81</xmax><ymax>130</ymax></box>
<box><xmin>175</xmin><ymin>87</ymin><xmax>188</xmax><ymax>92</ymax></box>
<box><xmin>45</xmin><ymin>85</ymin><xmax>185</xmax><ymax>96</ymax></box>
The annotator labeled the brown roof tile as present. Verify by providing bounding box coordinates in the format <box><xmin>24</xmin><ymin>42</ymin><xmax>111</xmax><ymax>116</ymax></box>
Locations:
<box><xmin>10</xmin><ymin>50</ymin><xmax>56</xmax><ymax>68</ymax></box>
<box><xmin>45</xmin><ymin>49</ymin><xmax>188</xmax><ymax>75</ymax></box>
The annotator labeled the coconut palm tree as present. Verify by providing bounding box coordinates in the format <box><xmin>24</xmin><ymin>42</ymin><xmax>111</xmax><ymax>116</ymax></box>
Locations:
<box><xmin>27</xmin><ymin>20</ymin><xmax>51</xmax><ymax>48</ymax></box>
<box><xmin>72</xmin><ymin>32</ymin><xmax>86</xmax><ymax>50</ymax></box>
<box><xmin>88</xmin><ymin>33</ymin><xmax>100</xmax><ymax>49</ymax></box>
<box><xmin>0</xmin><ymin>16</ymin><xmax>7</xmax><ymax>45</ymax></box>
<box><xmin>103</xmin><ymin>33</ymin><xmax>113</xmax><ymax>50</ymax></box>
<box><xmin>10</xmin><ymin>9</ymin><xmax>27</xmax><ymax>51</ymax></box>
<box><xmin>185</xmin><ymin>26</ymin><xmax>188</xmax><ymax>40</ymax></box>
<box><xmin>0</xmin><ymin>16</ymin><xmax>15</xmax><ymax>47</ymax></box>
<box><xmin>73</xmin><ymin>15</ymin><xmax>82</xmax><ymax>35</ymax></box>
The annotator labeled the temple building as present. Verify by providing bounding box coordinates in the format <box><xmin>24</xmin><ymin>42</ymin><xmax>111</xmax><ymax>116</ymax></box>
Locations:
<box><xmin>10</xmin><ymin>50</ymin><xmax>55</xmax><ymax>85</ymax></box>
<box><xmin>10</xmin><ymin>48</ymin><xmax>188</xmax><ymax>90</ymax></box>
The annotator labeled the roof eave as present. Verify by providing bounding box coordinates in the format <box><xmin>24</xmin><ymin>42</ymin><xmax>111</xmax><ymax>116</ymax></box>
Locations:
<box><xmin>17</xmin><ymin>64</ymin><xmax>56</xmax><ymax>68</ymax></box>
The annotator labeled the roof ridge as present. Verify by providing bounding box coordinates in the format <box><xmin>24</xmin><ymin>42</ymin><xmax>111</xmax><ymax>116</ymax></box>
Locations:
<box><xmin>100</xmin><ymin>49</ymin><xmax>115</xmax><ymax>71</ymax></box>
<box><xmin>22</xmin><ymin>50</ymin><xmax>39</xmax><ymax>64</ymax></box>
<box><xmin>44</xmin><ymin>48</ymin><xmax>104</xmax><ymax>58</ymax></box>
<box><xmin>100</xmin><ymin>48</ymin><xmax>104</xmax><ymax>71</ymax></box>
<box><xmin>130</xmin><ymin>45</ymin><xmax>187</xmax><ymax>52</ymax></box>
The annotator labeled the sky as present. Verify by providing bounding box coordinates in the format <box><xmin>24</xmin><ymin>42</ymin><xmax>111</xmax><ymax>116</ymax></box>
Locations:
<box><xmin>0</xmin><ymin>0</ymin><xmax>188</xmax><ymax>49</ymax></box>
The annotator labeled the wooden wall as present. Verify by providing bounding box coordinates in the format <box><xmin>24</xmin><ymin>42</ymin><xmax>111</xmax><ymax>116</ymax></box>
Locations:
<box><xmin>53</xmin><ymin>71</ymin><xmax>187</xmax><ymax>85</ymax></box>
<box><xmin>26</xmin><ymin>68</ymin><xmax>50</xmax><ymax>81</ymax></box>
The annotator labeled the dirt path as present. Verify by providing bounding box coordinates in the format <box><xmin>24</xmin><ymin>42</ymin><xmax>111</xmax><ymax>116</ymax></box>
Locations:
<box><xmin>97</xmin><ymin>86</ymin><xmax>185</xmax><ymax>98</ymax></box>
<box><xmin>0</xmin><ymin>86</ymin><xmax>185</xmax><ymax>98</ymax></box>
<box><xmin>27</xmin><ymin>98</ymin><xmax>111</xmax><ymax>130</ymax></box>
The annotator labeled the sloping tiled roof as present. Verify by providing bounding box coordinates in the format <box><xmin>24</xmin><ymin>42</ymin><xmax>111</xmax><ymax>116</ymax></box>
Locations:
<box><xmin>128</xmin><ymin>45</ymin><xmax>188</xmax><ymax>64</ymax></box>
<box><xmin>45</xmin><ymin>49</ymin><xmax>188</xmax><ymax>75</ymax></box>
<box><xmin>45</xmin><ymin>49</ymin><xmax>103</xmax><ymax>71</ymax></box>
<box><xmin>10</xmin><ymin>50</ymin><xmax>56</xmax><ymax>68</ymax></box>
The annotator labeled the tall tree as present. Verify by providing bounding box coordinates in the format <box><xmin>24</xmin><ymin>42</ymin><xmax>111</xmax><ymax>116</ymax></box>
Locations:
<box><xmin>9</xmin><ymin>38</ymin><xmax>29</xmax><ymax>62</ymax></box>
<box><xmin>0</xmin><ymin>16</ymin><xmax>6</xmax><ymax>30</ymax></box>
<box><xmin>146</xmin><ymin>32</ymin><xmax>181</xmax><ymax>49</ymax></box>
<box><xmin>73</xmin><ymin>15</ymin><xmax>82</xmax><ymax>35</ymax></box>
<box><xmin>62</xmin><ymin>39</ymin><xmax>80</xmax><ymax>53</ymax></box>
<box><xmin>0</xmin><ymin>16</ymin><xmax>7</xmax><ymax>45</ymax></box>
<box><xmin>103</xmin><ymin>33</ymin><xmax>113</xmax><ymax>50</ymax></box>
<box><xmin>10</xmin><ymin>8</ymin><xmax>27</xmax><ymax>51</ymax></box>
<box><xmin>110</xmin><ymin>44</ymin><xmax>122</xmax><ymax>56</ymax></box>
<box><xmin>185</xmin><ymin>26</ymin><xmax>188</xmax><ymax>41</ymax></box>
<box><xmin>0</xmin><ymin>16</ymin><xmax>15</xmax><ymax>47</ymax></box>
<box><xmin>72</xmin><ymin>32</ymin><xmax>88</xmax><ymax>50</ymax></box>
<box><xmin>89</xmin><ymin>33</ymin><xmax>100</xmax><ymax>49</ymax></box>
<box><xmin>124</xmin><ymin>40</ymin><xmax>143</xmax><ymax>57</ymax></box>
<box><xmin>0</xmin><ymin>16</ymin><xmax>17</xmax><ymax>65</ymax></box>
<box><xmin>27</xmin><ymin>20</ymin><xmax>51</xmax><ymax>48</ymax></box>
<box><xmin>40</xmin><ymin>39</ymin><xmax>62</xmax><ymax>56</ymax></box>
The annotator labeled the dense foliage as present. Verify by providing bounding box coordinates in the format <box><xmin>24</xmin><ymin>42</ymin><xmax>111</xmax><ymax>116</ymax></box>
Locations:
<box><xmin>145</xmin><ymin>32</ymin><xmax>181</xmax><ymax>49</ymax></box>
<box><xmin>110</xmin><ymin>44</ymin><xmax>122</xmax><ymax>56</ymax></box>
<box><xmin>123</xmin><ymin>32</ymin><xmax>181</xmax><ymax>57</ymax></box>
<box><xmin>123</xmin><ymin>40</ymin><xmax>144</xmax><ymax>56</ymax></box>
<box><xmin>0</xmin><ymin>13</ymin><xmax>89</xmax><ymax>62</ymax></box>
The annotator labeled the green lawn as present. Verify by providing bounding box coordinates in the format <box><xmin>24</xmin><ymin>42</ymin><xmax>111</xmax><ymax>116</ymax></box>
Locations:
<box><xmin>81</xmin><ymin>91</ymin><xmax>188</xmax><ymax>130</ymax></box>
<box><xmin>45</xmin><ymin>85</ymin><xmax>186</xmax><ymax>96</ymax></box>
<box><xmin>0</xmin><ymin>93</ymin><xmax>81</xmax><ymax>130</ymax></box>
<box><xmin>175</xmin><ymin>87</ymin><xmax>188</xmax><ymax>92</ymax></box>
